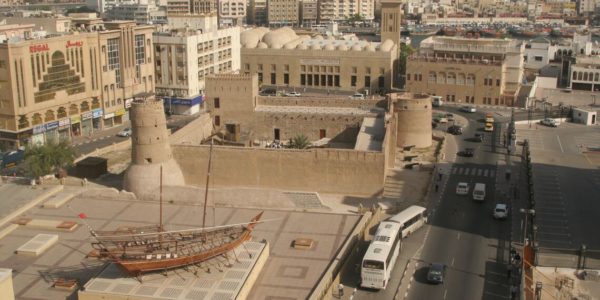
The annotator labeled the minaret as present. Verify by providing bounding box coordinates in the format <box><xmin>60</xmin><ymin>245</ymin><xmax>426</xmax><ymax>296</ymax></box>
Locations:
<box><xmin>123</xmin><ymin>98</ymin><xmax>185</xmax><ymax>199</ymax></box>
<box><xmin>380</xmin><ymin>0</ymin><xmax>402</xmax><ymax>47</ymax></box>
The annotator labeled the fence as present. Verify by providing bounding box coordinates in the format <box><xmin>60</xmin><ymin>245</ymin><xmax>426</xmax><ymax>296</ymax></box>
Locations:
<box><xmin>536</xmin><ymin>247</ymin><xmax>600</xmax><ymax>269</ymax></box>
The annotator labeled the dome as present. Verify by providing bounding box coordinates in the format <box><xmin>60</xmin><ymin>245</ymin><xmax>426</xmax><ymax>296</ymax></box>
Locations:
<box><xmin>262</xmin><ymin>27</ymin><xmax>298</xmax><ymax>48</ymax></box>
<box><xmin>314</xmin><ymin>35</ymin><xmax>324</xmax><ymax>40</ymax></box>
<box><xmin>271</xmin><ymin>43</ymin><xmax>282</xmax><ymax>49</ymax></box>
<box><xmin>283</xmin><ymin>37</ymin><xmax>306</xmax><ymax>49</ymax></box>
<box><xmin>326</xmin><ymin>35</ymin><xmax>335</xmax><ymax>40</ymax></box>
<box><xmin>240</xmin><ymin>27</ymin><xmax>269</xmax><ymax>49</ymax></box>
<box><xmin>257</xmin><ymin>42</ymin><xmax>268</xmax><ymax>49</ymax></box>
<box><xmin>365</xmin><ymin>44</ymin><xmax>376</xmax><ymax>52</ymax></box>
<box><xmin>311</xmin><ymin>44</ymin><xmax>322</xmax><ymax>50</ymax></box>
<box><xmin>337</xmin><ymin>44</ymin><xmax>348</xmax><ymax>51</ymax></box>
<box><xmin>324</xmin><ymin>44</ymin><xmax>335</xmax><ymax>50</ymax></box>
<box><xmin>351</xmin><ymin>44</ymin><xmax>363</xmax><ymax>51</ymax></box>
<box><xmin>297</xmin><ymin>44</ymin><xmax>308</xmax><ymax>50</ymax></box>
<box><xmin>380</xmin><ymin>39</ymin><xmax>395</xmax><ymax>52</ymax></box>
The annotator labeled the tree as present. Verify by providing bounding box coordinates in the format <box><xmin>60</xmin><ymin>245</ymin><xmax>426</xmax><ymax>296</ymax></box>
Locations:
<box><xmin>287</xmin><ymin>134</ymin><xmax>310</xmax><ymax>149</ymax></box>
<box><xmin>399</xmin><ymin>43</ymin><xmax>415</xmax><ymax>75</ymax></box>
<box><xmin>347</xmin><ymin>14</ymin><xmax>364</xmax><ymax>27</ymax></box>
<box><xmin>24</xmin><ymin>140</ymin><xmax>76</xmax><ymax>182</ymax></box>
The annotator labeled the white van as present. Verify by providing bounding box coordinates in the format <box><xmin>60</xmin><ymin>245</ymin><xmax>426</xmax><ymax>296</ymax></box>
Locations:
<box><xmin>473</xmin><ymin>183</ymin><xmax>486</xmax><ymax>201</ymax></box>
<box><xmin>432</xmin><ymin>96</ymin><xmax>443</xmax><ymax>107</ymax></box>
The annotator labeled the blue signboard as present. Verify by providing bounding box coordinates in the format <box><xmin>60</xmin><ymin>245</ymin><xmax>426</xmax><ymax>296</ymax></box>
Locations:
<box><xmin>92</xmin><ymin>109</ymin><xmax>103</xmax><ymax>118</ymax></box>
<box><xmin>33</xmin><ymin>125</ymin><xmax>46</xmax><ymax>134</ymax></box>
<box><xmin>45</xmin><ymin>121</ymin><xmax>59</xmax><ymax>131</ymax></box>
<box><xmin>164</xmin><ymin>95</ymin><xmax>204</xmax><ymax>106</ymax></box>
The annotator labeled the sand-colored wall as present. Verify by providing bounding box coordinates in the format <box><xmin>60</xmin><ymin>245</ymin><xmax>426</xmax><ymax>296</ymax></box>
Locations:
<box><xmin>172</xmin><ymin>145</ymin><xmax>386</xmax><ymax>196</ymax></box>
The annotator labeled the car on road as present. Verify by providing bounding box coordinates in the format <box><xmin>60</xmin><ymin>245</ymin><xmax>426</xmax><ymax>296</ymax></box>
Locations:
<box><xmin>461</xmin><ymin>148</ymin><xmax>474</xmax><ymax>157</ymax></box>
<box><xmin>460</xmin><ymin>106</ymin><xmax>476</xmax><ymax>113</ymax></box>
<box><xmin>427</xmin><ymin>263</ymin><xmax>446</xmax><ymax>284</ymax></box>
<box><xmin>432</xmin><ymin>96</ymin><xmax>443</xmax><ymax>107</ymax></box>
<box><xmin>474</xmin><ymin>133</ymin><xmax>484</xmax><ymax>142</ymax></box>
<box><xmin>117</xmin><ymin>128</ymin><xmax>132</xmax><ymax>137</ymax></box>
<box><xmin>447</xmin><ymin>125</ymin><xmax>463</xmax><ymax>135</ymax></box>
<box><xmin>484</xmin><ymin>122</ymin><xmax>494</xmax><ymax>132</ymax></box>
<box><xmin>446</xmin><ymin>113</ymin><xmax>454</xmax><ymax>121</ymax></box>
<box><xmin>540</xmin><ymin>118</ymin><xmax>558</xmax><ymax>127</ymax></box>
<box><xmin>259</xmin><ymin>88</ymin><xmax>277</xmax><ymax>96</ymax></box>
<box><xmin>485</xmin><ymin>113</ymin><xmax>494</xmax><ymax>123</ymax></box>
<box><xmin>348</xmin><ymin>93</ymin><xmax>365</xmax><ymax>100</ymax></box>
<box><xmin>493</xmin><ymin>204</ymin><xmax>508</xmax><ymax>219</ymax></box>
<box><xmin>285</xmin><ymin>91</ymin><xmax>302</xmax><ymax>97</ymax></box>
<box><xmin>456</xmin><ymin>182</ymin><xmax>469</xmax><ymax>195</ymax></box>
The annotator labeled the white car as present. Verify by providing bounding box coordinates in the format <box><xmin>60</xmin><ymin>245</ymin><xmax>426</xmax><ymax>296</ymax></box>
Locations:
<box><xmin>456</xmin><ymin>182</ymin><xmax>469</xmax><ymax>195</ymax></box>
<box><xmin>540</xmin><ymin>118</ymin><xmax>558</xmax><ymax>127</ymax></box>
<box><xmin>493</xmin><ymin>204</ymin><xmax>508</xmax><ymax>219</ymax></box>
<box><xmin>285</xmin><ymin>91</ymin><xmax>302</xmax><ymax>97</ymax></box>
<box><xmin>460</xmin><ymin>106</ymin><xmax>477</xmax><ymax>113</ymax></box>
<box><xmin>348</xmin><ymin>93</ymin><xmax>365</xmax><ymax>100</ymax></box>
<box><xmin>117</xmin><ymin>128</ymin><xmax>132</xmax><ymax>137</ymax></box>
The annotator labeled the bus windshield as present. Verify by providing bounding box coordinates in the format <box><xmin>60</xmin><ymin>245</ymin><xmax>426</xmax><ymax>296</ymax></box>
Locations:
<box><xmin>363</xmin><ymin>260</ymin><xmax>384</xmax><ymax>270</ymax></box>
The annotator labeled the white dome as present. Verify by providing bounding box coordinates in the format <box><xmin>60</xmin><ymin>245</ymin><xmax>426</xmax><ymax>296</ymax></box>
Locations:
<box><xmin>240</xmin><ymin>27</ymin><xmax>269</xmax><ymax>49</ymax></box>
<box><xmin>351</xmin><ymin>44</ymin><xmax>363</xmax><ymax>51</ymax></box>
<box><xmin>311</xmin><ymin>44</ymin><xmax>322</xmax><ymax>50</ymax></box>
<box><xmin>324</xmin><ymin>44</ymin><xmax>335</xmax><ymax>50</ymax></box>
<box><xmin>337</xmin><ymin>44</ymin><xmax>348</xmax><ymax>51</ymax></box>
<box><xmin>365</xmin><ymin>44</ymin><xmax>376</xmax><ymax>52</ymax></box>
<box><xmin>314</xmin><ymin>35</ymin><xmax>324</xmax><ymax>40</ymax></box>
<box><xmin>297</xmin><ymin>44</ymin><xmax>308</xmax><ymax>50</ymax></box>
<box><xmin>257</xmin><ymin>42</ymin><xmax>268</xmax><ymax>49</ymax></box>
<box><xmin>380</xmin><ymin>39</ymin><xmax>395</xmax><ymax>52</ymax></box>
<box><xmin>262</xmin><ymin>27</ymin><xmax>298</xmax><ymax>48</ymax></box>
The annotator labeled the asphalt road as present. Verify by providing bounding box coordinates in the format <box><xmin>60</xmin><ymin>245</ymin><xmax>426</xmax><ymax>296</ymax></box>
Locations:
<box><xmin>406</xmin><ymin>107</ymin><xmax>513</xmax><ymax>300</ymax></box>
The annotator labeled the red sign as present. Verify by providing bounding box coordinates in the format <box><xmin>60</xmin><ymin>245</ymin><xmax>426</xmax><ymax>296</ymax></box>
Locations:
<box><xmin>66</xmin><ymin>41</ymin><xmax>83</xmax><ymax>48</ymax></box>
<box><xmin>29</xmin><ymin>44</ymin><xmax>49</xmax><ymax>53</ymax></box>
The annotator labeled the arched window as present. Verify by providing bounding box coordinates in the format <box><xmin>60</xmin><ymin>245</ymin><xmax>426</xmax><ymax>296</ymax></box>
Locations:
<box><xmin>447</xmin><ymin>73</ymin><xmax>456</xmax><ymax>85</ymax></box>
<box><xmin>428</xmin><ymin>72</ymin><xmax>437</xmax><ymax>83</ymax></box>
<box><xmin>32</xmin><ymin>113</ymin><xmax>43</xmax><ymax>125</ymax></box>
<box><xmin>92</xmin><ymin>98</ymin><xmax>101</xmax><ymax>109</ymax></box>
<box><xmin>578</xmin><ymin>72</ymin><xmax>583</xmax><ymax>80</ymax></box>
<box><xmin>44</xmin><ymin>110</ymin><xmax>55</xmax><ymax>122</ymax></box>
<box><xmin>69</xmin><ymin>104</ymin><xmax>79</xmax><ymax>115</ymax></box>
<box><xmin>595</xmin><ymin>73</ymin><xmax>599</xmax><ymax>82</ymax></box>
<box><xmin>80</xmin><ymin>101</ymin><xmax>90</xmax><ymax>112</ymax></box>
<box><xmin>57</xmin><ymin>107</ymin><xmax>67</xmax><ymax>119</ymax></box>
<box><xmin>573</xmin><ymin>71</ymin><xmax>577</xmax><ymax>80</ymax></box>
<box><xmin>584</xmin><ymin>72</ymin><xmax>588</xmax><ymax>81</ymax></box>
<box><xmin>18</xmin><ymin>116</ymin><xmax>29</xmax><ymax>129</ymax></box>
<box><xmin>466</xmin><ymin>74</ymin><xmax>475</xmax><ymax>86</ymax></box>
<box><xmin>437</xmin><ymin>72</ymin><xmax>446</xmax><ymax>84</ymax></box>
<box><xmin>457</xmin><ymin>73</ymin><xmax>465</xmax><ymax>85</ymax></box>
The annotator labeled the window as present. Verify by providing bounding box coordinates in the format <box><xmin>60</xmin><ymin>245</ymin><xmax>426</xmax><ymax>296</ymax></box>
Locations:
<box><xmin>214</xmin><ymin>97</ymin><xmax>220</xmax><ymax>108</ymax></box>
<box><xmin>271</xmin><ymin>73</ymin><xmax>276</xmax><ymax>84</ymax></box>
<box><xmin>352</xmin><ymin>67</ymin><xmax>357</xmax><ymax>74</ymax></box>
<box><xmin>447</xmin><ymin>73</ymin><xmax>455</xmax><ymax>85</ymax></box>
<box><xmin>284</xmin><ymin>73</ymin><xmax>289</xmax><ymax>84</ymax></box>
<box><xmin>258</xmin><ymin>73</ymin><xmax>263</xmax><ymax>83</ymax></box>
<box><xmin>428</xmin><ymin>72</ymin><xmax>436</xmax><ymax>83</ymax></box>
<box><xmin>351</xmin><ymin>75</ymin><xmax>357</xmax><ymax>87</ymax></box>
<box><xmin>407</xmin><ymin>74</ymin><xmax>411</xmax><ymax>81</ymax></box>
<box><xmin>107</xmin><ymin>38</ymin><xmax>121</xmax><ymax>84</ymax></box>
<box><xmin>364</xmin><ymin>76</ymin><xmax>370</xmax><ymax>88</ymax></box>
<box><xmin>534</xmin><ymin>56</ymin><xmax>543</xmax><ymax>62</ymax></box>
<box><xmin>214</xmin><ymin>115</ymin><xmax>220</xmax><ymax>126</ymax></box>
<box><xmin>300</xmin><ymin>74</ymin><xmax>306</xmax><ymax>85</ymax></box>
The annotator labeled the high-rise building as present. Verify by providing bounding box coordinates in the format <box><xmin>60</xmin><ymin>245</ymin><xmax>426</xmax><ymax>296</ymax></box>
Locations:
<box><xmin>318</xmin><ymin>0</ymin><xmax>374</xmax><ymax>23</ymax></box>
<box><xmin>247</xmin><ymin>0</ymin><xmax>267</xmax><ymax>25</ymax></box>
<box><xmin>267</xmin><ymin>0</ymin><xmax>299</xmax><ymax>27</ymax></box>
<box><xmin>0</xmin><ymin>18</ymin><xmax>154</xmax><ymax>149</ymax></box>
<box><xmin>167</xmin><ymin>0</ymin><xmax>191</xmax><ymax>15</ymax></box>
<box><xmin>300</xmin><ymin>0</ymin><xmax>318</xmax><ymax>27</ymax></box>
<box><xmin>191</xmin><ymin>0</ymin><xmax>218</xmax><ymax>14</ymax></box>
<box><xmin>218</xmin><ymin>0</ymin><xmax>246</xmax><ymax>26</ymax></box>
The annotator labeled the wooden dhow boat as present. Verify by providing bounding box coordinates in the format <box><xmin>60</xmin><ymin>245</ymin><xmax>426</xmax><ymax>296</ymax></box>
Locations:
<box><xmin>87</xmin><ymin>141</ymin><xmax>264</xmax><ymax>276</ymax></box>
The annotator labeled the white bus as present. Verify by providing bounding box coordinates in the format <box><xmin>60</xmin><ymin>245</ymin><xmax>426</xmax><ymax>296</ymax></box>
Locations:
<box><xmin>388</xmin><ymin>205</ymin><xmax>428</xmax><ymax>238</ymax></box>
<box><xmin>361</xmin><ymin>220</ymin><xmax>402</xmax><ymax>289</ymax></box>
<box><xmin>361</xmin><ymin>205</ymin><xmax>428</xmax><ymax>289</ymax></box>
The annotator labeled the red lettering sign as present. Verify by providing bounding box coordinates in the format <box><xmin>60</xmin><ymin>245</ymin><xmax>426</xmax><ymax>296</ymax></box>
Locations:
<box><xmin>29</xmin><ymin>44</ymin><xmax>49</xmax><ymax>53</ymax></box>
<box><xmin>66</xmin><ymin>41</ymin><xmax>83</xmax><ymax>48</ymax></box>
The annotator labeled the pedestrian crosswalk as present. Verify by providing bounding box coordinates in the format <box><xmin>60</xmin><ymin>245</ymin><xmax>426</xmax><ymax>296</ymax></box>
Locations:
<box><xmin>451</xmin><ymin>167</ymin><xmax>496</xmax><ymax>178</ymax></box>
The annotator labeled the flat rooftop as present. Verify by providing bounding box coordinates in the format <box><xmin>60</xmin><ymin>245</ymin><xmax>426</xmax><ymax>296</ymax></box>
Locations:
<box><xmin>0</xmin><ymin>182</ymin><xmax>361</xmax><ymax>300</ymax></box>
<box><xmin>255</xmin><ymin>105</ymin><xmax>383</xmax><ymax>116</ymax></box>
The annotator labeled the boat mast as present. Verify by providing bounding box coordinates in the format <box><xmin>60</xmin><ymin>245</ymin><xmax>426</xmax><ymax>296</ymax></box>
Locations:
<box><xmin>160</xmin><ymin>164</ymin><xmax>163</xmax><ymax>232</ymax></box>
<box><xmin>202</xmin><ymin>140</ymin><xmax>214</xmax><ymax>229</ymax></box>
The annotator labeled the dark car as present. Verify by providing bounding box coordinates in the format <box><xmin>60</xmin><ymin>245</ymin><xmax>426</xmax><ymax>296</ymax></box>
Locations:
<box><xmin>447</xmin><ymin>125</ymin><xmax>463</xmax><ymax>135</ymax></box>
<box><xmin>446</xmin><ymin>113</ymin><xmax>454</xmax><ymax>121</ymax></box>
<box><xmin>427</xmin><ymin>263</ymin><xmax>446</xmax><ymax>284</ymax></box>
<box><xmin>259</xmin><ymin>88</ymin><xmax>277</xmax><ymax>96</ymax></box>
<box><xmin>474</xmin><ymin>133</ymin><xmax>484</xmax><ymax>142</ymax></box>
<box><xmin>462</xmin><ymin>148</ymin><xmax>474</xmax><ymax>157</ymax></box>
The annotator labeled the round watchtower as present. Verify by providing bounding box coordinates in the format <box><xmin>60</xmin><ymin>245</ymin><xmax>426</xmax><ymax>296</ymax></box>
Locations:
<box><xmin>123</xmin><ymin>98</ymin><xmax>185</xmax><ymax>198</ymax></box>
<box><xmin>391</xmin><ymin>93</ymin><xmax>432</xmax><ymax>148</ymax></box>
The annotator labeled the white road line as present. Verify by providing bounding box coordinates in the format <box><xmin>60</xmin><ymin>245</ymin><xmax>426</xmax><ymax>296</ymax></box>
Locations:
<box><xmin>444</xmin><ymin>289</ymin><xmax>447</xmax><ymax>299</ymax></box>
<box><xmin>557</xmin><ymin>135</ymin><xmax>564</xmax><ymax>153</ymax></box>
<box><xmin>451</xmin><ymin>257</ymin><xmax>455</xmax><ymax>266</ymax></box>
<box><xmin>457</xmin><ymin>233</ymin><xmax>461</xmax><ymax>240</ymax></box>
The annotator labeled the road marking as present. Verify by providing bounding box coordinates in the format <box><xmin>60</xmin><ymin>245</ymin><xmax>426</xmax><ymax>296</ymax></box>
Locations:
<box><xmin>457</xmin><ymin>233</ymin><xmax>461</xmax><ymax>240</ymax></box>
<box><xmin>451</xmin><ymin>257</ymin><xmax>455</xmax><ymax>266</ymax></box>
<box><xmin>444</xmin><ymin>289</ymin><xmax>447</xmax><ymax>299</ymax></box>
<box><xmin>557</xmin><ymin>135</ymin><xmax>564</xmax><ymax>153</ymax></box>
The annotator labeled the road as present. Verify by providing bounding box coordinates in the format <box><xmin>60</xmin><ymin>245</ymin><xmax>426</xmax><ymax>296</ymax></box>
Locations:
<box><xmin>406</xmin><ymin>107</ymin><xmax>513</xmax><ymax>300</ymax></box>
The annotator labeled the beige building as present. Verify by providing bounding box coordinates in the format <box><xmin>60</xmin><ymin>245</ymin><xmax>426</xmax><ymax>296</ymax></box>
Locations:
<box><xmin>247</xmin><ymin>0</ymin><xmax>268</xmax><ymax>25</ymax></box>
<box><xmin>318</xmin><ymin>0</ymin><xmax>375</xmax><ymax>23</ymax></box>
<box><xmin>1</xmin><ymin>14</ymin><xmax>71</xmax><ymax>35</ymax></box>
<box><xmin>153</xmin><ymin>25</ymin><xmax>241</xmax><ymax>115</ymax></box>
<box><xmin>405</xmin><ymin>36</ymin><xmax>525</xmax><ymax>107</ymax></box>
<box><xmin>218</xmin><ymin>0</ymin><xmax>246</xmax><ymax>26</ymax></box>
<box><xmin>191</xmin><ymin>0</ymin><xmax>217</xmax><ymax>14</ymax></box>
<box><xmin>300</xmin><ymin>0</ymin><xmax>318</xmax><ymax>27</ymax></box>
<box><xmin>167</xmin><ymin>0</ymin><xmax>191</xmax><ymax>15</ymax></box>
<box><xmin>267</xmin><ymin>0</ymin><xmax>299</xmax><ymax>27</ymax></box>
<box><xmin>0</xmin><ymin>19</ymin><xmax>154</xmax><ymax>149</ymax></box>
<box><xmin>240</xmin><ymin>27</ymin><xmax>396</xmax><ymax>93</ymax></box>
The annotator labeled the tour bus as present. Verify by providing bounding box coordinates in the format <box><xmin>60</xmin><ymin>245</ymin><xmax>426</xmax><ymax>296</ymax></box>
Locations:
<box><xmin>473</xmin><ymin>183</ymin><xmax>486</xmax><ymax>201</ymax></box>
<box><xmin>361</xmin><ymin>206</ymin><xmax>427</xmax><ymax>289</ymax></box>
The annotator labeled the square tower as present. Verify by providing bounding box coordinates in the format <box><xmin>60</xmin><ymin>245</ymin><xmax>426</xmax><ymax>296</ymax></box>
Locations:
<box><xmin>380</xmin><ymin>0</ymin><xmax>402</xmax><ymax>46</ymax></box>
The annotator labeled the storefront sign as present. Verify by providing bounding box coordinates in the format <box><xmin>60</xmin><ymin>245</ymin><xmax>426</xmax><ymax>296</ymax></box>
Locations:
<box><xmin>81</xmin><ymin>111</ymin><xmax>93</xmax><ymax>120</ymax></box>
<box><xmin>104</xmin><ymin>113</ymin><xmax>115</xmax><ymax>119</ymax></box>
<box><xmin>17</xmin><ymin>129</ymin><xmax>33</xmax><ymax>139</ymax></box>
<box><xmin>29</xmin><ymin>44</ymin><xmax>49</xmax><ymax>53</ymax></box>
<box><xmin>165</xmin><ymin>95</ymin><xmax>204</xmax><ymax>106</ymax></box>
<box><xmin>70</xmin><ymin>115</ymin><xmax>81</xmax><ymax>124</ymax></box>
<box><xmin>0</xmin><ymin>130</ymin><xmax>18</xmax><ymax>140</ymax></box>
<box><xmin>125</xmin><ymin>98</ymin><xmax>134</xmax><ymax>109</ymax></box>
<box><xmin>58</xmin><ymin>118</ymin><xmax>70</xmax><ymax>127</ymax></box>
<box><xmin>33</xmin><ymin>125</ymin><xmax>46</xmax><ymax>134</ymax></box>
<box><xmin>66</xmin><ymin>41</ymin><xmax>83</xmax><ymax>48</ymax></box>
<box><xmin>45</xmin><ymin>121</ymin><xmax>59</xmax><ymax>131</ymax></box>
<box><xmin>92</xmin><ymin>109</ymin><xmax>103</xmax><ymax>118</ymax></box>
<box><xmin>115</xmin><ymin>109</ymin><xmax>126</xmax><ymax>116</ymax></box>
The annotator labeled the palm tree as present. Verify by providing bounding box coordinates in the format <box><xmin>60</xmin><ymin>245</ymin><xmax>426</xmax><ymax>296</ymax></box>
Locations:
<box><xmin>288</xmin><ymin>134</ymin><xmax>310</xmax><ymax>149</ymax></box>
<box><xmin>24</xmin><ymin>139</ymin><xmax>76</xmax><ymax>183</ymax></box>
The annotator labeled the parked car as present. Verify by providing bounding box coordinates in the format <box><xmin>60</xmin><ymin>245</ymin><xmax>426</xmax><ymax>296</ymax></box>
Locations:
<box><xmin>259</xmin><ymin>88</ymin><xmax>277</xmax><ymax>96</ymax></box>
<box><xmin>117</xmin><ymin>128</ymin><xmax>132</xmax><ymax>137</ymax></box>
<box><xmin>456</xmin><ymin>182</ymin><xmax>469</xmax><ymax>195</ymax></box>
<box><xmin>473</xmin><ymin>133</ymin><xmax>484</xmax><ymax>142</ymax></box>
<box><xmin>484</xmin><ymin>122</ymin><xmax>494</xmax><ymax>132</ymax></box>
<box><xmin>446</xmin><ymin>113</ymin><xmax>454</xmax><ymax>121</ymax></box>
<box><xmin>348</xmin><ymin>93</ymin><xmax>365</xmax><ymax>100</ymax></box>
<box><xmin>540</xmin><ymin>118</ymin><xmax>558</xmax><ymax>127</ymax></box>
<box><xmin>427</xmin><ymin>263</ymin><xmax>446</xmax><ymax>284</ymax></box>
<box><xmin>448</xmin><ymin>125</ymin><xmax>463</xmax><ymax>135</ymax></box>
<box><xmin>493</xmin><ymin>204</ymin><xmax>508</xmax><ymax>219</ymax></box>
<box><xmin>462</xmin><ymin>148</ymin><xmax>474</xmax><ymax>157</ymax></box>
<box><xmin>460</xmin><ymin>106</ymin><xmax>476</xmax><ymax>113</ymax></box>
<box><xmin>285</xmin><ymin>91</ymin><xmax>302</xmax><ymax>97</ymax></box>
<box><xmin>485</xmin><ymin>113</ymin><xmax>494</xmax><ymax>123</ymax></box>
